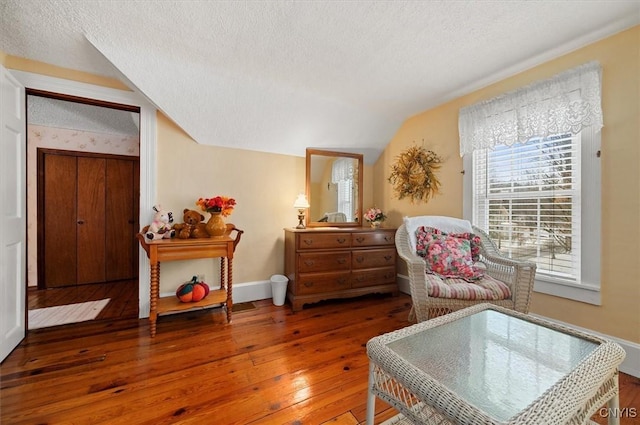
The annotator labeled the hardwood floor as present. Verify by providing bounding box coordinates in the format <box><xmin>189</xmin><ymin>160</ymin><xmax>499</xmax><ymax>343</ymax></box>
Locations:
<box><xmin>3</xmin><ymin>293</ymin><xmax>639</xmax><ymax>424</ymax></box>
<box><xmin>28</xmin><ymin>279</ymin><xmax>139</xmax><ymax>325</ymax></box>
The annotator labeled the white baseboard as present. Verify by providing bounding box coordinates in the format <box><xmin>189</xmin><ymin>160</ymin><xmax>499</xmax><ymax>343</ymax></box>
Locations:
<box><xmin>160</xmin><ymin>279</ymin><xmax>275</xmax><ymax>305</ymax></box>
<box><xmin>396</xmin><ymin>274</ymin><xmax>639</xmax><ymax>378</ymax></box>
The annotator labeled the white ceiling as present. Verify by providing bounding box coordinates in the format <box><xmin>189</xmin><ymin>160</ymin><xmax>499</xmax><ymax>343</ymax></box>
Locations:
<box><xmin>2</xmin><ymin>1</ymin><xmax>639</xmax><ymax>163</ymax></box>
<box><xmin>27</xmin><ymin>96</ymin><xmax>139</xmax><ymax>136</ymax></box>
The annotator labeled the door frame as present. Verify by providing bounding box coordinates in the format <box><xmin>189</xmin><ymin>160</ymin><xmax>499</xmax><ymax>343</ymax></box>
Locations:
<box><xmin>11</xmin><ymin>70</ymin><xmax>156</xmax><ymax>318</ymax></box>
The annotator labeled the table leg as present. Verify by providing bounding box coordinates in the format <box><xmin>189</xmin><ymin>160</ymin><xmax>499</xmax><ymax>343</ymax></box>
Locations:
<box><xmin>607</xmin><ymin>393</ymin><xmax>620</xmax><ymax>425</ymax></box>
<box><xmin>366</xmin><ymin>362</ymin><xmax>376</xmax><ymax>425</ymax></box>
<box><xmin>226</xmin><ymin>258</ymin><xmax>233</xmax><ymax>323</ymax></box>
<box><xmin>220</xmin><ymin>258</ymin><xmax>225</xmax><ymax>290</ymax></box>
<box><xmin>149</xmin><ymin>262</ymin><xmax>160</xmax><ymax>337</ymax></box>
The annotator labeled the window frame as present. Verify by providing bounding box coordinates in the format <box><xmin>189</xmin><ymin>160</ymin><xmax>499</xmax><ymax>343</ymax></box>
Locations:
<box><xmin>463</xmin><ymin>127</ymin><xmax>601</xmax><ymax>305</ymax></box>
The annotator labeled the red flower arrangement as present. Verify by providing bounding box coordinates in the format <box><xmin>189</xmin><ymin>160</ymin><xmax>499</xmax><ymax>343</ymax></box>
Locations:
<box><xmin>196</xmin><ymin>196</ymin><xmax>236</xmax><ymax>217</ymax></box>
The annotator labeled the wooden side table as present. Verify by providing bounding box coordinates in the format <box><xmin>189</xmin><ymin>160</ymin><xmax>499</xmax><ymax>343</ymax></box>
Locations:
<box><xmin>137</xmin><ymin>225</ymin><xmax>243</xmax><ymax>337</ymax></box>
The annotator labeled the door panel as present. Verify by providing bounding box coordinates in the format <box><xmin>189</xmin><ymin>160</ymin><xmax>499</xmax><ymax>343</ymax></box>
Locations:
<box><xmin>77</xmin><ymin>157</ymin><xmax>106</xmax><ymax>284</ymax></box>
<box><xmin>0</xmin><ymin>64</ymin><xmax>26</xmax><ymax>362</ymax></box>
<box><xmin>42</xmin><ymin>153</ymin><xmax>77</xmax><ymax>288</ymax></box>
<box><xmin>105</xmin><ymin>159</ymin><xmax>136</xmax><ymax>281</ymax></box>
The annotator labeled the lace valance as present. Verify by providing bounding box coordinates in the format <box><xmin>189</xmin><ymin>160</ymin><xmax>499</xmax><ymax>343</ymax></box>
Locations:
<box><xmin>331</xmin><ymin>157</ymin><xmax>357</xmax><ymax>183</ymax></box>
<box><xmin>458</xmin><ymin>61</ymin><xmax>603</xmax><ymax>156</ymax></box>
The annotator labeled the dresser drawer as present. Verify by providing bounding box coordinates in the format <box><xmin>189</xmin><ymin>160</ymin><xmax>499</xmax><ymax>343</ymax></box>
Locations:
<box><xmin>297</xmin><ymin>272</ymin><xmax>351</xmax><ymax>294</ymax></box>
<box><xmin>352</xmin><ymin>230</ymin><xmax>395</xmax><ymax>247</ymax></box>
<box><xmin>298</xmin><ymin>252</ymin><xmax>351</xmax><ymax>273</ymax></box>
<box><xmin>352</xmin><ymin>267</ymin><xmax>396</xmax><ymax>288</ymax></box>
<box><xmin>297</xmin><ymin>233</ymin><xmax>351</xmax><ymax>250</ymax></box>
<box><xmin>352</xmin><ymin>248</ymin><xmax>395</xmax><ymax>269</ymax></box>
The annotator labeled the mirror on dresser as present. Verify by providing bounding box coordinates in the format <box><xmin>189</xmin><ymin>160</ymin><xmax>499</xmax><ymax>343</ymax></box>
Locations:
<box><xmin>306</xmin><ymin>148</ymin><xmax>363</xmax><ymax>228</ymax></box>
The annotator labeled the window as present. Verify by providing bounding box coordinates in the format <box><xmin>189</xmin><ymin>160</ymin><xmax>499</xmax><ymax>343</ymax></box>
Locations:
<box><xmin>474</xmin><ymin>133</ymin><xmax>580</xmax><ymax>279</ymax></box>
<box><xmin>331</xmin><ymin>158</ymin><xmax>356</xmax><ymax>221</ymax></box>
<box><xmin>465</xmin><ymin>129</ymin><xmax>601</xmax><ymax>304</ymax></box>
<box><xmin>460</xmin><ymin>62</ymin><xmax>602</xmax><ymax>304</ymax></box>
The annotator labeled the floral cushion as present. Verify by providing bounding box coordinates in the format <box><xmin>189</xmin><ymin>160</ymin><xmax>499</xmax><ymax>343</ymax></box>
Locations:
<box><xmin>415</xmin><ymin>226</ymin><xmax>484</xmax><ymax>281</ymax></box>
<box><xmin>428</xmin><ymin>274</ymin><xmax>512</xmax><ymax>300</ymax></box>
<box><xmin>417</xmin><ymin>226</ymin><xmax>482</xmax><ymax>261</ymax></box>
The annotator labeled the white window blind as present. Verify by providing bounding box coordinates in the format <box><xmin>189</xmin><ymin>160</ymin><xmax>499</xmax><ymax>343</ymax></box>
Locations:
<box><xmin>473</xmin><ymin>134</ymin><xmax>581</xmax><ymax>282</ymax></box>
<box><xmin>336</xmin><ymin>180</ymin><xmax>354</xmax><ymax>222</ymax></box>
<box><xmin>332</xmin><ymin>158</ymin><xmax>356</xmax><ymax>221</ymax></box>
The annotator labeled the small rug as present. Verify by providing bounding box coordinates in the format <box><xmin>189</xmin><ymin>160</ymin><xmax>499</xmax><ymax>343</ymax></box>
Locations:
<box><xmin>29</xmin><ymin>299</ymin><xmax>110</xmax><ymax>329</ymax></box>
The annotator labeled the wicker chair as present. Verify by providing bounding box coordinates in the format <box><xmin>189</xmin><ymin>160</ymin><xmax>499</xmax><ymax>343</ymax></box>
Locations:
<box><xmin>396</xmin><ymin>217</ymin><xmax>536</xmax><ymax>322</ymax></box>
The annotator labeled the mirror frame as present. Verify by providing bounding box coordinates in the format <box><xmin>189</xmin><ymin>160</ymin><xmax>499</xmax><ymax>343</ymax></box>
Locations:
<box><xmin>306</xmin><ymin>148</ymin><xmax>363</xmax><ymax>228</ymax></box>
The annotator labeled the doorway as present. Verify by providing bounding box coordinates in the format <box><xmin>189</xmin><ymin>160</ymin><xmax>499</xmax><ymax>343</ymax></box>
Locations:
<box><xmin>26</xmin><ymin>92</ymin><xmax>141</xmax><ymax>327</ymax></box>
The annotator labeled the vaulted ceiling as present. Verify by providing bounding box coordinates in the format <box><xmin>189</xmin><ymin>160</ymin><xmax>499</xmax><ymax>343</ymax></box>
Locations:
<box><xmin>1</xmin><ymin>1</ymin><xmax>638</xmax><ymax>163</ymax></box>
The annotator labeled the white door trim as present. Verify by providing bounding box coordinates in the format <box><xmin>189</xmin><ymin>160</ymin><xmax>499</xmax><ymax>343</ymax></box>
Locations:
<box><xmin>10</xmin><ymin>70</ymin><xmax>156</xmax><ymax>318</ymax></box>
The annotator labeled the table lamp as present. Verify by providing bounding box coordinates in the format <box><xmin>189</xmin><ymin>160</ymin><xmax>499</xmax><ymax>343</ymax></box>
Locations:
<box><xmin>293</xmin><ymin>194</ymin><xmax>310</xmax><ymax>229</ymax></box>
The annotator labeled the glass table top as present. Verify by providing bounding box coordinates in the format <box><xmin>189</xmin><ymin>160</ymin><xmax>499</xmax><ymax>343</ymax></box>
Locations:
<box><xmin>386</xmin><ymin>310</ymin><xmax>599</xmax><ymax>422</ymax></box>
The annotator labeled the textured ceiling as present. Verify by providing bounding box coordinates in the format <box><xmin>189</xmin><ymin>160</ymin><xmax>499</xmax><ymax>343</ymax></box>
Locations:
<box><xmin>2</xmin><ymin>1</ymin><xmax>639</xmax><ymax>163</ymax></box>
<box><xmin>28</xmin><ymin>96</ymin><xmax>139</xmax><ymax>136</ymax></box>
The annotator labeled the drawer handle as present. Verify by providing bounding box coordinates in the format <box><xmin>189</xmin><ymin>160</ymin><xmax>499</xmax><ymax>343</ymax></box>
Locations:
<box><xmin>355</xmin><ymin>276</ymin><xmax>365</xmax><ymax>282</ymax></box>
<box><xmin>336</xmin><ymin>258</ymin><xmax>347</xmax><ymax>264</ymax></box>
<box><xmin>355</xmin><ymin>256</ymin><xmax>364</xmax><ymax>263</ymax></box>
<box><xmin>304</xmin><ymin>260</ymin><xmax>315</xmax><ymax>267</ymax></box>
<box><xmin>304</xmin><ymin>282</ymin><xmax>314</xmax><ymax>287</ymax></box>
<box><xmin>303</xmin><ymin>239</ymin><xmax>314</xmax><ymax>246</ymax></box>
<box><xmin>385</xmin><ymin>272</ymin><xmax>395</xmax><ymax>279</ymax></box>
<box><xmin>337</xmin><ymin>277</ymin><xmax>347</xmax><ymax>285</ymax></box>
<box><xmin>355</xmin><ymin>237</ymin><xmax>365</xmax><ymax>243</ymax></box>
<box><xmin>384</xmin><ymin>236</ymin><xmax>392</xmax><ymax>242</ymax></box>
<box><xmin>336</xmin><ymin>238</ymin><xmax>347</xmax><ymax>244</ymax></box>
<box><xmin>384</xmin><ymin>255</ymin><xmax>393</xmax><ymax>262</ymax></box>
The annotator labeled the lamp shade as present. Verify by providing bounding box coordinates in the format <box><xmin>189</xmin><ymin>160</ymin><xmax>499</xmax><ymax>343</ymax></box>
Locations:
<box><xmin>293</xmin><ymin>194</ymin><xmax>310</xmax><ymax>209</ymax></box>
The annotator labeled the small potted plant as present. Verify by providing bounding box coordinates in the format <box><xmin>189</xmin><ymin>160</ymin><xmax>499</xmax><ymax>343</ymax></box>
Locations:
<box><xmin>364</xmin><ymin>207</ymin><xmax>386</xmax><ymax>229</ymax></box>
<box><xmin>196</xmin><ymin>196</ymin><xmax>237</xmax><ymax>237</ymax></box>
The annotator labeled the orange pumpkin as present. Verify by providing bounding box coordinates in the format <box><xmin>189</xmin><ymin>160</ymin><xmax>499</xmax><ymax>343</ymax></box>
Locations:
<box><xmin>176</xmin><ymin>276</ymin><xmax>210</xmax><ymax>303</ymax></box>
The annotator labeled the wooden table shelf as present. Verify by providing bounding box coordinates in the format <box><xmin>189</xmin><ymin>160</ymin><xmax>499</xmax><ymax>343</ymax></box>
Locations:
<box><xmin>137</xmin><ymin>224</ymin><xmax>243</xmax><ymax>337</ymax></box>
<box><xmin>157</xmin><ymin>289</ymin><xmax>228</xmax><ymax>315</ymax></box>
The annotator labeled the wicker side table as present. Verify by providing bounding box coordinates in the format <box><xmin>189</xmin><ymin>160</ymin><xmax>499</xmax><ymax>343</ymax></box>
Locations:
<box><xmin>366</xmin><ymin>303</ymin><xmax>626</xmax><ymax>425</ymax></box>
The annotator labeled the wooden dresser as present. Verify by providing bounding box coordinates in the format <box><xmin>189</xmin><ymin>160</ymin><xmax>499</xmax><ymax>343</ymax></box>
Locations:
<box><xmin>284</xmin><ymin>227</ymin><xmax>398</xmax><ymax>311</ymax></box>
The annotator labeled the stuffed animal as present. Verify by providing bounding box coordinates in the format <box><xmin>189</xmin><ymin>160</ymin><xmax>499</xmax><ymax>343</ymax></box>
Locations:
<box><xmin>176</xmin><ymin>276</ymin><xmax>211</xmax><ymax>302</ymax></box>
<box><xmin>172</xmin><ymin>208</ymin><xmax>209</xmax><ymax>239</ymax></box>
<box><xmin>143</xmin><ymin>205</ymin><xmax>175</xmax><ymax>241</ymax></box>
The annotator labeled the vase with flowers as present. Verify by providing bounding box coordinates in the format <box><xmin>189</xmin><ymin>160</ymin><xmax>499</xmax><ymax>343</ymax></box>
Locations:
<box><xmin>196</xmin><ymin>196</ymin><xmax>237</xmax><ymax>237</ymax></box>
<box><xmin>364</xmin><ymin>207</ymin><xmax>386</xmax><ymax>229</ymax></box>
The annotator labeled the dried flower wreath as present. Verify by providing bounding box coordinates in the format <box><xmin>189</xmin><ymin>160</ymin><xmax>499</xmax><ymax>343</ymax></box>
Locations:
<box><xmin>388</xmin><ymin>144</ymin><xmax>443</xmax><ymax>203</ymax></box>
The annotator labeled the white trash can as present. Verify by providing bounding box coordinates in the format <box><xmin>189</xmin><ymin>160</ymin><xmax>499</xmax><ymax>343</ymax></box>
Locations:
<box><xmin>269</xmin><ymin>274</ymin><xmax>289</xmax><ymax>306</ymax></box>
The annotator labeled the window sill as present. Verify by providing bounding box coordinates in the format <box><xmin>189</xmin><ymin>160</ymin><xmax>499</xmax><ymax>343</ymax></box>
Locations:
<box><xmin>533</xmin><ymin>278</ymin><xmax>601</xmax><ymax>305</ymax></box>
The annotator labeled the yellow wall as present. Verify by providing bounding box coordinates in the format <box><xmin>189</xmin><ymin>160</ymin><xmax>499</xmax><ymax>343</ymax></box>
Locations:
<box><xmin>154</xmin><ymin>114</ymin><xmax>307</xmax><ymax>289</ymax></box>
<box><xmin>4</xmin><ymin>54</ymin><xmax>374</xmax><ymax>296</ymax></box>
<box><xmin>376</xmin><ymin>26</ymin><xmax>640</xmax><ymax>343</ymax></box>
<box><xmin>4</xmin><ymin>55</ymin><xmax>129</xmax><ymax>90</ymax></box>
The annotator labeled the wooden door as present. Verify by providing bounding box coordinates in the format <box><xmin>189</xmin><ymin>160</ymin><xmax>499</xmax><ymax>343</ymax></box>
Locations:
<box><xmin>105</xmin><ymin>159</ymin><xmax>139</xmax><ymax>281</ymax></box>
<box><xmin>39</xmin><ymin>150</ymin><xmax>139</xmax><ymax>288</ymax></box>
<box><xmin>41</xmin><ymin>153</ymin><xmax>77</xmax><ymax>288</ymax></box>
<box><xmin>77</xmin><ymin>157</ymin><xmax>106</xmax><ymax>284</ymax></box>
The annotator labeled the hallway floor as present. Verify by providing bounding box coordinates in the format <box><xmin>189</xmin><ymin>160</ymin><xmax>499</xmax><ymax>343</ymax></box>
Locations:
<box><xmin>28</xmin><ymin>279</ymin><xmax>139</xmax><ymax>326</ymax></box>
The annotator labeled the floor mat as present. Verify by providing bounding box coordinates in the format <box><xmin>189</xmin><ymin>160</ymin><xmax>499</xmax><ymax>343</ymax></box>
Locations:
<box><xmin>28</xmin><ymin>299</ymin><xmax>110</xmax><ymax>329</ymax></box>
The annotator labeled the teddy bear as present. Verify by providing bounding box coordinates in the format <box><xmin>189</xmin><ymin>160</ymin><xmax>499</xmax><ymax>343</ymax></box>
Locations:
<box><xmin>172</xmin><ymin>209</ymin><xmax>209</xmax><ymax>239</ymax></box>
<box><xmin>143</xmin><ymin>205</ymin><xmax>176</xmax><ymax>241</ymax></box>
